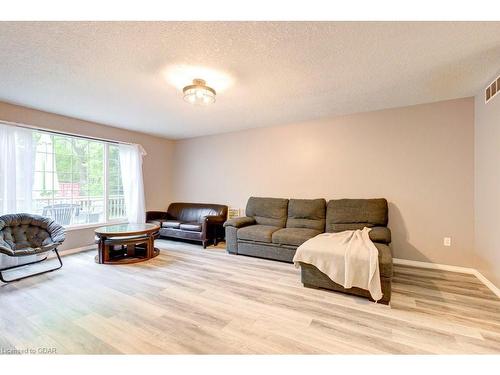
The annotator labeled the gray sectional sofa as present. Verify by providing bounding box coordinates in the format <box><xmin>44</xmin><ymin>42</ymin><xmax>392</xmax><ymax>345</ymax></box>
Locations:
<box><xmin>224</xmin><ymin>197</ymin><xmax>393</xmax><ymax>304</ymax></box>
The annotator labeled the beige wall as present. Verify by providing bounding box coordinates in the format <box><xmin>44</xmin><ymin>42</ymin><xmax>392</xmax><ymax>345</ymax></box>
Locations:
<box><xmin>1</xmin><ymin>97</ymin><xmax>486</xmax><ymax>279</ymax></box>
<box><xmin>0</xmin><ymin>101</ymin><xmax>174</xmax><ymax>251</ymax></box>
<box><xmin>172</xmin><ymin>98</ymin><xmax>477</xmax><ymax>268</ymax></box>
<box><xmin>475</xmin><ymin>81</ymin><xmax>500</xmax><ymax>287</ymax></box>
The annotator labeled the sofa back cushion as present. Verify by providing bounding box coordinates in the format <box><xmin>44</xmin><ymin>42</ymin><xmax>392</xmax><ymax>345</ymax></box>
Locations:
<box><xmin>245</xmin><ymin>197</ymin><xmax>289</xmax><ymax>227</ymax></box>
<box><xmin>326</xmin><ymin>198</ymin><xmax>388</xmax><ymax>232</ymax></box>
<box><xmin>286</xmin><ymin>198</ymin><xmax>326</xmax><ymax>231</ymax></box>
<box><xmin>167</xmin><ymin>203</ymin><xmax>228</xmax><ymax>223</ymax></box>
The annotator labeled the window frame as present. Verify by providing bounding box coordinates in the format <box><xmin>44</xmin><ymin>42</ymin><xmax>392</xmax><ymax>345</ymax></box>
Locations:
<box><xmin>30</xmin><ymin>130</ymin><xmax>127</xmax><ymax>229</ymax></box>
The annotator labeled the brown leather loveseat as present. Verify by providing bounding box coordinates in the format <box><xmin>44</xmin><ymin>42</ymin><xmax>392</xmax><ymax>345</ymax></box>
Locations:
<box><xmin>146</xmin><ymin>203</ymin><xmax>228</xmax><ymax>248</ymax></box>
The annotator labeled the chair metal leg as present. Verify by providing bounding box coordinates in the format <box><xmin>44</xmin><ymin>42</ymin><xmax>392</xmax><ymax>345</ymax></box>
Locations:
<box><xmin>0</xmin><ymin>249</ymin><xmax>63</xmax><ymax>283</ymax></box>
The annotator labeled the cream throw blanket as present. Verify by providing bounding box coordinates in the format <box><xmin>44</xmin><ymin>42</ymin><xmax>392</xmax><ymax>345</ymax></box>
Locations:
<box><xmin>293</xmin><ymin>227</ymin><xmax>382</xmax><ymax>301</ymax></box>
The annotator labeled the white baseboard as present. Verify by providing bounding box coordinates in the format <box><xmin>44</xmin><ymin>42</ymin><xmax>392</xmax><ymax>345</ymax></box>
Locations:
<box><xmin>61</xmin><ymin>245</ymin><xmax>96</xmax><ymax>256</ymax></box>
<box><xmin>393</xmin><ymin>258</ymin><xmax>474</xmax><ymax>274</ymax></box>
<box><xmin>473</xmin><ymin>271</ymin><xmax>500</xmax><ymax>299</ymax></box>
<box><xmin>46</xmin><ymin>244</ymin><xmax>96</xmax><ymax>259</ymax></box>
<box><xmin>394</xmin><ymin>258</ymin><xmax>500</xmax><ymax>299</ymax></box>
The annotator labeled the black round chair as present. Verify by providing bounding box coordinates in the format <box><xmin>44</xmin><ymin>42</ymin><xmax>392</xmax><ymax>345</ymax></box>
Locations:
<box><xmin>0</xmin><ymin>213</ymin><xmax>65</xmax><ymax>282</ymax></box>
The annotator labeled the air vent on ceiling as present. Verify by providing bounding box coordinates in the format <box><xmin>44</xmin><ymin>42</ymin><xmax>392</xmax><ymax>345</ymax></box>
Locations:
<box><xmin>485</xmin><ymin>74</ymin><xmax>500</xmax><ymax>103</ymax></box>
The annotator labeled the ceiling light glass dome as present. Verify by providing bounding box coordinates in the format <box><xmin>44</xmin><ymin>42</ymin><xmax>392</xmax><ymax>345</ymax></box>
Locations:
<box><xmin>183</xmin><ymin>79</ymin><xmax>216</xmax><ymax>105</ymax></box>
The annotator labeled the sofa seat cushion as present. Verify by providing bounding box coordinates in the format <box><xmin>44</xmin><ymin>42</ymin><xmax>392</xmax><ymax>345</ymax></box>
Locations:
<box><xmin>271</xmin><ymin>228</ymin><xmax>322</xmax><ymax>247</ymax></box>
<box><xmin>237</xmin><ymin>225</ymin><xmax>280</xmax><ymax>243</ymax></box>
<box><xmin>162</xmin><ymin>220</ymin><xmax>181</xmax><ymax>229</ymax></box>
<box><xmin>374</xmin><ymin>243</ymin><xmax>393</xmax><ymax>278</ymax></box>
<box><xmin>179</xmin><ymin>222</ymin><xmax>202</xmax><ymax>232</ymax></box>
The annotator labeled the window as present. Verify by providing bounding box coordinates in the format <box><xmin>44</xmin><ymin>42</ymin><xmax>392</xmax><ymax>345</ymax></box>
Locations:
<box><xmin>29</xmin><ymin>131</ymin><xmax>126</xmax><ymax>227</ymax></box>
<box><xmin>107</xmin><ymin>144</ymin><xmax>125</xmax><ymax>220</ymax></box>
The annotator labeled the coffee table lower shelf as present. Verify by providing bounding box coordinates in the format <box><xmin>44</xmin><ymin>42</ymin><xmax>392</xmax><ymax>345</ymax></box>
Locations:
<box><xmin>94</xmin><ymin>246</ymin><xmax>160</xmax><ymax>264</ymax></box>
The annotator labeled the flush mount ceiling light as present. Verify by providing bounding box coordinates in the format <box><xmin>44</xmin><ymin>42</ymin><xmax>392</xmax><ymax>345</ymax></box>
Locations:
<box><xmin>183</xmin><ymin>79</ymin><xmax>216</xmax><ymax>105</ymax></box>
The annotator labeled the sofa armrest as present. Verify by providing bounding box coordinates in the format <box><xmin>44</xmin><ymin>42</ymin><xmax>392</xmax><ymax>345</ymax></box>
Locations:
<box><xmin>146</xmin><ymin>211</ymin><xmax>168</xmax><ymax>222</ymax></box>
<box><xmin>369</xmin><ymin>226</ymin><xmax>391</xmax><ymax>244</ymax></box>
<box><xmin>204</xmin><ymin>215</ymin><xmax>226</xmax><ymax>225</ymax></box>
<box><xmin>223</xmin><ymin>216</ymin><xmax>256</xmax><ymax>228</ymax></box>
<box><xmin>201</xmin><ymin>215</ymin><xmax>227</xmax><ymax>237</ymax></box>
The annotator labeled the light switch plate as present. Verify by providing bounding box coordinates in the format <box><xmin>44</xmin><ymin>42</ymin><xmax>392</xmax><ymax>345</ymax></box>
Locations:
<box><xmin>443</xmin><ymin>237</ymin><xmax>452</xmax><ymax>247</ymax></box>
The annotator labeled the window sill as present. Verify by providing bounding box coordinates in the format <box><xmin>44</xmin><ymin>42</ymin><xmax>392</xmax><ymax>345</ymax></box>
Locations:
<box><xmin>64</xmin><ymin>220</ymin><xmax>128</xmax><ymax>232</ymax></box>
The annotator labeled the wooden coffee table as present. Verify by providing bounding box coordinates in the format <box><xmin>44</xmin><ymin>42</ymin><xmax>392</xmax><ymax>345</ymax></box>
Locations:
<box><xmin>94</xmin><ymin>223</ymin><xmax>160</xmax><ymax>264</ymax></box>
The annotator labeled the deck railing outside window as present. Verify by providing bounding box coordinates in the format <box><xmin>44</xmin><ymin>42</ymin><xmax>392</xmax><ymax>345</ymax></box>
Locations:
<box><xmin>0</xmin><ymin>127</ymin><xmax>127</xmax><ymax>227</ymax></box>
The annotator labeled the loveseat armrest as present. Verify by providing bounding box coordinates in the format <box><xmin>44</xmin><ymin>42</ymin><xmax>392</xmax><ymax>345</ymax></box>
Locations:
<box><xmin>223</xmin><ymin>216</ymin><xmax>256</xmax><ymax>228</ymax></box>
<box><xmin>204</xmin><ymin>215</ymin><xmax>226</xmax><ymax>225</ymax></box>
<box><xmin>146</xmin><ymin>211</ymin><xmax>169</xmax><ymax>222</ymax></box>
<box><xmin>202</xmin><ymin>215</ymin><xmax>226</xmax><ymax>233</ymax></box>
<box><xmin>369</xmin><ymin>226</ymin><xmax>391</xmax><ymax>244</ymax></box>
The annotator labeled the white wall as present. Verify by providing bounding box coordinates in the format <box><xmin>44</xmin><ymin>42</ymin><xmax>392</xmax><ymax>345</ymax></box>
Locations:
<box><xmin>475</xmin><ymin>76</ymin><xmax>500</xmax><ymax>288</ymax></box>
<box><xmin>172</xmin><ymin>98</ymin><xmax>477</xmax><ymax>269</ymax></box>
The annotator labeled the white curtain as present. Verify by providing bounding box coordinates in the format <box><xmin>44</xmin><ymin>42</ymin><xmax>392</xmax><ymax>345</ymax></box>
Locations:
<box><xmin>0</xmin><ymin>123</ymin><xmax>36</xmax><ymax>268</ymax></box>
<box><xmin>119</xmin><ymin>143</ymin><xmax>146</xmax><ymax>224</ymax></box>
<box><xmin>0</xmin><ymin>124</ymin><xmax>34</xmax><ymax>214</ymax></box>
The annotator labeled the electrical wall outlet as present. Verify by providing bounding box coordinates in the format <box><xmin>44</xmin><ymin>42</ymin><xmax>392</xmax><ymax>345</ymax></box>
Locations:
<box><xmin>443</xmin><ymin>237</ymin><xmax>452</xmax><ymax>247</ymax></box>
<box><xmin>228</xmin><ymin>208</ymin><xmax>244</xmax><ymax>219</ymax></box>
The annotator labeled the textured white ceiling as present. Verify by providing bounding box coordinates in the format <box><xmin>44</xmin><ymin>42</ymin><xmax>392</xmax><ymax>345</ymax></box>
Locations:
<box><xmin>0</xmin><ymin>22</ymin><xmax>499</xmax><ymax>139</ymax></box>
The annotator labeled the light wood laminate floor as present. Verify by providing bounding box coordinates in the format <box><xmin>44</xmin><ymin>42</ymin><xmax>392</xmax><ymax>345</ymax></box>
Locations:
<box><xmin>1</xmin><ymin>239</ymin><xmax>499</xmax><ymax>354</ymax></box>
